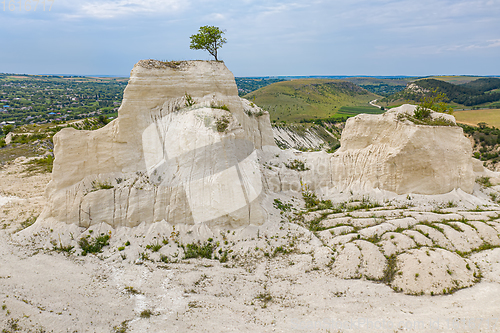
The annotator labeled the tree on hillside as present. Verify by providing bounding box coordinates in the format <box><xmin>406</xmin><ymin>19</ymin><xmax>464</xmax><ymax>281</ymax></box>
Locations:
<box><xmin>189</xmin><ymin>26</ymin><xmax>227</xmax><ymax>61</ymax></box>
<box><xmin>414</xmin><ymin>89</ymin><xmax>453</xmax><ymax>120</ymax></box>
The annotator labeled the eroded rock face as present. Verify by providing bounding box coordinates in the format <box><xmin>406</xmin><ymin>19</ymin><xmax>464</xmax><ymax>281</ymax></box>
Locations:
<box><xmin>41</xmin><ymin>60</ymin><xmax>275</xmax><ymax>228</ymax></box>
<box><xmin>264</xmin><ymin>105</ymin><xmax>475</xmax><ymax>195</ymax></box>
<box><xmin>333</xmin><ymin>105</ymin><xmax>475</xmax><ymax>194</ymax></box>
<box><xmin>40</xmin><ymin>61</ymin><xmax>477</xmax><ymax>231</ymax></box>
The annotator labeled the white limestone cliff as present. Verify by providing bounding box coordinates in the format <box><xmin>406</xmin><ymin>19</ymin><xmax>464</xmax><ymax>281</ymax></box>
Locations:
<box><xmin>39</xmin><ymin>61</ymin><xmax>478</xmax><ymax>231</ymax></box>
<box><xmin>41</xmin><ymin>60</ymin><xmax>274</xmax><ymax>229</ymax></box>
<box><xmin>332</xmin><ymin>105</ymin><xmax>475</xmax><ymax>194</ymax></box>
<box><xmin>264</xmin><ymin>104</ymin><xmax>475</xmax><ymax>196</ymax></box>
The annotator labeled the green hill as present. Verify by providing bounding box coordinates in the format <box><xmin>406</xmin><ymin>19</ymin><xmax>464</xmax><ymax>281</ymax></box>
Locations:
<box><xmin>244</xmin><ymin>79</ymin><xmax>382</xmax><ymax>122</ymax></box>
<box><xmin>381</xmin><ymin>77</ymin><xmax>500</xmax><ymax>108</ymax></box>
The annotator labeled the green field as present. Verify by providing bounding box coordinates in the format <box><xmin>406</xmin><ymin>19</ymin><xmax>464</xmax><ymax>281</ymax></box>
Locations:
<box><xmin>244</xmin><ymin>79</ymin><xmax>381</xmax><ymax>122</ymax></box>
<box><xmin>454</xmin><ymin>109</ymin><xmax>500</xmax><ymax>128</ymax></box>
<box><xmin>337</xmin><ymin>106</ymin><xmax>385</xmax><ymax>116</ymax></box>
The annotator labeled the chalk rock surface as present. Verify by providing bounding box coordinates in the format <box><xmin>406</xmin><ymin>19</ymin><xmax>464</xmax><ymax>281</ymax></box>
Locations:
<box><xmin>39</xmin><ymin>61</ymin><xmax>478</xmax><ymax>230</ymax></box>
<box><xmin>41</xmin><ymin>60</ymin><xmax>274</xmax><ymax>229</ymax></box>
<box><xmin>331</xmin><ymin>105</ymin><xmax>475</xmax><ymax>194</ymax></box>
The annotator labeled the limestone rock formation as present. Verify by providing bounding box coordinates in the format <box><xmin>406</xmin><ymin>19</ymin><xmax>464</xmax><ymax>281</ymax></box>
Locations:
<box><xmin>332</xmin><ymin>105</ymin><xmax>475</xmax><ymax>194</ymax></box>
<box><xmin>41</xmin><ymin>60</ymin><xmax>274</xmax><ymax>229</ymax></box>
<box><xmin>22</xmin><ymin>61</ymin><xmax>500</xmax><ymax>297</ymax></box>
<box><xmin>39</xmin><ymin>61</ymin><xmax>478</xmax><ymax>232</ymax></box>
<box><xmin>264</xmin><ymin>104</ymin><xmax>475</xmax><ymax>196</ymax></box>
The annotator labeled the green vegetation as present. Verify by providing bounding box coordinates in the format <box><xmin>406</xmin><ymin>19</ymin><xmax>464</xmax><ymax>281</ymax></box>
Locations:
<box><xmin>182</xmin><ymin>241</ymin><xmax>215</xmax><ymax>259</ymax></box>
<box><xmin>24</xmin><ymin>155</ymin><xmax>54</xmax><ymax>173</ymax></box>
<box><xmin>113</xmin><ymin>320</ymin><xmax>130</xmax><ymax>333</ymax></box>
<box><xmin>124</xmin><ymin>286</ymin><xmax>141</xmax><ymax>295</ymax></box>
<box><xmin>273</xmin><ymin>199</ymin><xmax>292</xmax><ymax>212</ymax></box>
<box><xmin>91</xmin><ymin>180</ymin><xmax>114</xmax><ymax>191</ymax></box>
<box><xmin>414</xmin><ymin>90</ymin><xmax>453</xmax><ymax>117</ymax></box>
<box><xmin>382</xmin><ymin>77</ymin><xmax>500</xmax><ymax>108</ymax></box>
<box><xmin>189</xmin><ymin>25</ymin><xmax>227</xmax><ymax>61</ymax></box>
<box><xmin>476</xmin><ymin>176</ymin><xmax>493</xmax><ymax>187</ymax></box>
<box><xmin>244</xmin><ymin>79</ymin><xmax>380</xmax><ymax>122</ymax></box>
<box><xmin>284</xmin><ymin>159</ymin><xmax>309</xmax><ymax>171</ymax></box>
<box><xmin>185</xmin><ymin>93</ymin><xmax>195</xmax><ymax>107</ymax></box>
<box><xmin>454</xmin><ymin>109</ymin><xmax>500</xmax><ymax>128</ymax></box>
<box><xmin>235</xmin><ymin>77</ymin><xmax>286</xmax><ymax>96</ymax></box>
<box><xmin>460</xmin><ymin>123</ymin><xmax>500</xmax><ymax>168</ymax></box>
<box><xmin>78</xmin><ymin>233</ymin><xmax>111</xmax><ymax>255</ymax></box>
<box><xmin>215</xmin><ymin>115</ymin><xmax>230</xmax><ymax>132</ymax></box>
<box><xmin>336</xmin><ymin>105</ymin><xmax>384</xmax><ymax>117</ymax></box>
<box><xmin>210</xmin><ymin>102</ymin><xmax>230</xmax><ymax>111</ymax></box>
<box><xmin>382</xmin><ymin>255</ymin><xmax>398</xmax><ymax>285</ymax></box>
<box><xmin>140</xmin><ymin>309</ymin><xmax>153</xmax><ymax>318</ymax></box>
<box><xmin>0</xmin><ymin>74</ymin><xmax>125</xmax><ymax>126</ymax></box>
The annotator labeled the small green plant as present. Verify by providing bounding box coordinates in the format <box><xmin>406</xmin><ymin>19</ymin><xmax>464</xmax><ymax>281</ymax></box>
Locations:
<box><xmin>24</xmin><ymin>155</ymin><xmax>54</xmax><ymax>173</ymax></box>
<box><xmin>302</xmin><ymin>190</ymin><xmax>319</xmax><ymax>209</ymax></box>
<box><xmin>273</xmin><ymin>199</ymin><xmax>292</xmax><ymax>212</ymax></box>
<box><xmin>53</xmin><ymin>242</ymin><xmax>74</xmax><ymax>253</ymax></box>
<box><xmin>476</xmin><ymin>176</ymin><xmax>493</xmax><ymax>187</ymax></box>
<box><xmin>78</xmin><ymin>233</ymin><xmax>111</xmax><ymax>256</ymax></box>
<box><xmin>185</xmin><ymin>93</ymin><xmax>195</xmax><ymax>107</ymax></box>
<box><xmin>219</xmin><ymin>250</ymin><xmax>229</xmax><ymax>263</ymax></box>
<box><xmin>211</xmin><ymin>102</ymin><xmax>230</xmax><ymax>111</ymax></box>
<box><xmin>91</xmin><ymin>180</ymin><xmax>114</xmax><ymax>191</ymax></box>
<box><xmin>151</xmin><ymin>243</ymin><xmax>162</xmax><ymax>252</ymax></box>
<box><xmin>381</xmin><ymin>255</ymin><xmax>397</xmax><ymax>284</ymax></box>
<box><xmin>255</xmin><ymin>291</ymin><xmax>273</xmax><ymax>308</ymax></box>
<box><xmin>414</xmin><ymin>106</ymin><xmax>431</xmax><ymax>120</ymax></box>
<box><xmin>140</xmin><ymin>309</ymin><xmax>153</xmax><ymax>318</ymax></box>
<box><xmin>183</xmin><ymin>241</ymin><xmax>215</xmax><ymax>259</ymax></box>
<box><xmin>285</xmin><ymin>159</ymin><xmax>309</xmax><ymax>171</ymax></box>
<box><xmin>124</xmin><ymin>286</ymin><xmax>140</xmax><ymax>295</ymax></box>
<box><xmin>3</xmin><ymin>318</ymin><xmax>20</xmax><ymax>332</ymax></box>
<box><xmin>113</xmin><ymin>320</ymin><xmax>130</xmax><ymax>333</ymax></box>
<box><xmin>215</xmin><ymin>115</ymin><xmax>230</xmax><ymax>132</ymax></box>
<box><xmin>118</xmin><ymin>246</ymin><xmax>125</xmax><ymax>251</ymax></box>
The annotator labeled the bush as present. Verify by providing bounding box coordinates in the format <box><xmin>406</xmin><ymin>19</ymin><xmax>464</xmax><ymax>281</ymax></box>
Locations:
<box><xmin>414</xmin><ymin>106</ymin><xmax>431</xmax><ymax>120</ymax></box>
<box><xmin>215</xmin><ymin>116</ymin><xmax>230</xmax><ymax>132</ymax></box>
<box><xmin>78</xmin><ymin>233</ymin><xmax>111</xmax><ymax>255</ymax></box>
<box><xmin>183</xmin><ymin>241</ymin><xmax>215</xmax><ymax>259</ymax></box>
<box><xmin>285</xmin><ymin>159</ymin><xmax>309</xmax><ymax>171</ymax></box>
<box><xmin>24</xmin><ymin>155</ymin><xmax>54</xmax><ymax>173</ymax></box>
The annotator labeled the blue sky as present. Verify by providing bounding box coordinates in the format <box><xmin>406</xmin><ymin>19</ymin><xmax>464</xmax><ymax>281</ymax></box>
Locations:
<box><xmin>1</xmin><ymin>0</ymin><xmax>499</xmax><ymax>76</ymax></box>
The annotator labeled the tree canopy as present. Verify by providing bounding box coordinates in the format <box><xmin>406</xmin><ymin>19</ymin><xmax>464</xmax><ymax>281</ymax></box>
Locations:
<box><xmin>189</xmin><ymin>26</ymin><xmax>227</xmax><ymax>61</ymax></box>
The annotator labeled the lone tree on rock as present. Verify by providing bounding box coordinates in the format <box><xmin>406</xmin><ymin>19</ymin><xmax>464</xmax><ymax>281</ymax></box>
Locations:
<box><xmin>190</xmin><ymin>25</ymin><xmax>227</xmax><ymax>61</ymax></box>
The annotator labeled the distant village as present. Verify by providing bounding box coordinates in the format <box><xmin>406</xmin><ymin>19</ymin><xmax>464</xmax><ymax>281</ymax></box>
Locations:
<box><xmin>0</xmin><ymin>75</ymin><xmax>126</xmax><ymax>129</ymax></box>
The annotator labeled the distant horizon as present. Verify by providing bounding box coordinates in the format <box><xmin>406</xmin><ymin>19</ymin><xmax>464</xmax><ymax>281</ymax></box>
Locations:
<box><xmin>2</xmin><ymin>72</ymin><xmax>500</xmax><ymax>80</ymax></box>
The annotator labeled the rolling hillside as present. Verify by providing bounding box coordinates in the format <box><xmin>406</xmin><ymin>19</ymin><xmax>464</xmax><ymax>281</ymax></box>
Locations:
<box><xmin>381</xmin><ymin>77</ymin><xmax>500</xmax><ymax>109</ymax></box>
<box><xmin>244</xmin><ymin>79</ymin><xmax>382</xmax><ymax>122</ymax></box>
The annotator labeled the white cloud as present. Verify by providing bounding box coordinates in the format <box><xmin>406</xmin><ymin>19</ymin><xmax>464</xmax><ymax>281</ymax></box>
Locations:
<box><xmin>76</xmin><ymin>0</ymin><xmax>188</xmax><ymax>19</ymax></box>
